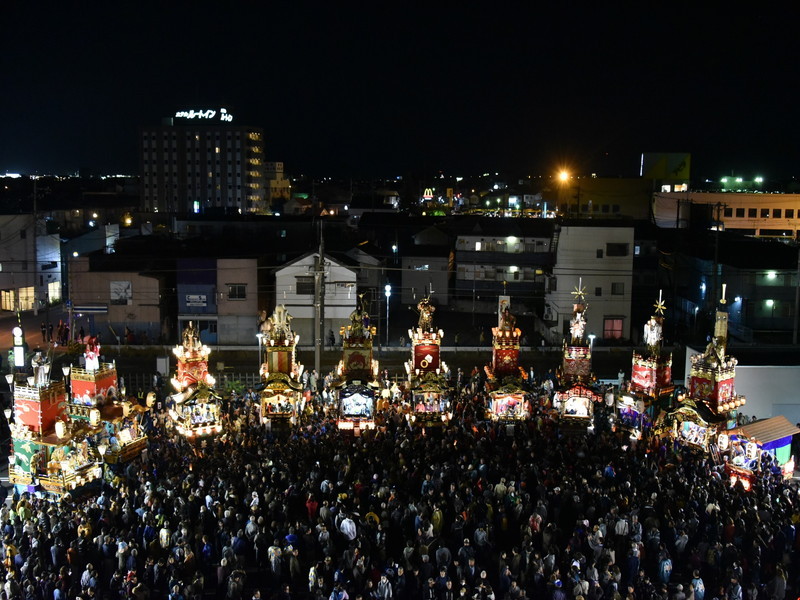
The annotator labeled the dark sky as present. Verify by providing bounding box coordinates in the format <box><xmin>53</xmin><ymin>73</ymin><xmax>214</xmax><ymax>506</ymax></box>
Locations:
<box><xmin>3</xmin><ymin>4</ymin><xmax>799</xmax><ymax>180</ymax></box>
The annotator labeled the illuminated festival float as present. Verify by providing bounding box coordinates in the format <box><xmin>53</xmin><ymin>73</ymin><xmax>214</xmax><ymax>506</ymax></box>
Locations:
<box><xmin>8</xmin><ymin>348</ymin><xmax>102</xmax><ymax>497</ymax></box>
<box><xmin>720</xmin><ymin>416</ymin><xmax>800</xmax><ymax>491</ymax></box>
<box><xmin>658</xmin><ymin>286</ymin><xmax>746</xmax><ymax>452</ymax></box>
<box><xmin>65</xmin><ymin>337</ymin><xmax>149</xmax><ymax>466</ymax></box>
<box><xmin>557</xmin><ymin>280</ymin><xmax>600</xmax><ymax>427</ymax></box>
<box><xmin>484</xmin><ymin>299</ymin><xmax>529</xmax><ymax>421</ymax></box>
<box><xmin>168</xmin><ymin>321</ymin><xmax>223</xmax><ymax>439</ymax></box>
<box><xmin>258</xmin><ymin>306</ymin><xmax>304</xmax><ymax>423</ymax></box>
<box><xmin>331</xmin><ymin>295</ymin><xmax>380</xmax><ymax>432</ymax></box>
<box><xmin>616</xmin><ymin>291</ymin><xmax>674</xmax><ymax>435</ymax></box>
<box><xmin>404</xmin><ymin>296</ymin><xmax>452</xmax><ymax>427</ymax></box>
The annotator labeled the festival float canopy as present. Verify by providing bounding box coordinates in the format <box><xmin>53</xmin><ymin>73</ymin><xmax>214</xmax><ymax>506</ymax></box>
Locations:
<box><xmin>168</xmin><ymin>321</ymin><xmax>222</xmax><ymax>439</ymax></box>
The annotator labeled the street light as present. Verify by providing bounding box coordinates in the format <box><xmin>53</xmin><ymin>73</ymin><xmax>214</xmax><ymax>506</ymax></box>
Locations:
<box><xmin>62</xmin><ymin>365</ymin><xmax>71</xmax><ymax>400</ymax></box>
<box><xmin>256</xmin><ymin>333</ymin><xmax>264</xmax><ymax>371</ymax></box>
<box><xmin>384</xmin><ymin>284</ymin><xmax>392</xmax><ymax>347</ymax></box>
<box><xmin>588</xmin><ymin>333</ymin><xmax>596</xmax><ymax>352</ymax></box>
<box><xmin>97</xmin><ymin>442</ymin><xmax>108</xmax><ymax>483</ymax></box>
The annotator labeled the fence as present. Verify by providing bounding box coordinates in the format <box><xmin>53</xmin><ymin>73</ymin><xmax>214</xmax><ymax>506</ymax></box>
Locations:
<box><xmin>118</xmin><ymin>371</ymin><xmax>263</xmax><ymax>395</ymax></box>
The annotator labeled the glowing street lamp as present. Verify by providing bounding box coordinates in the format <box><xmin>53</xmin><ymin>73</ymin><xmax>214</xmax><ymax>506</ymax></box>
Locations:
<box><xmin>385</xmin><ymin>284</ymin><xmax>392</xmax><ymax>347</ymax></box>
<box><xmin>256</xmin><ymin>333</ymin><xmax>264</xmax><ymax>370</ymax></box>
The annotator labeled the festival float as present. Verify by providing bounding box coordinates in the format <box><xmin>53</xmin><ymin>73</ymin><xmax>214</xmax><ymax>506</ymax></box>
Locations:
<box><xmin>718</xmin><ymin>416</ymin><xmax>800</xmax><ymax>491</ymax></box>
<box><xmin>616</xmin><ymin>291</ymin><xmax>674</xmax><ymax>436</ymax></box>
<box><xmin>168</xmin><ymin>322</ymin><xmax>223</xmax><ymax>439</ymax></box>
<box><xmin>65</xmin><ymin>336</ymin><xmax>149</xmax><ymax>466</ymax></box>
<box><xmin>556</xmin><ymin>280</ymin><xmax>600</xmax><ymax>428</ymax></box>
<box><xmin>331</xmin><ymin>295</ymin><xmax>380</xmax><ymax>433</ymax></box>
<box><xmin>484</xmin><ymin>300</ymin><xmax>530</xmax><ymax>421</ymax></box>
<box><xmin>258</xmin><ymin>306</ymin><xmax>304</xmax><ymax>423</ymax></box>
<box><xmin>404</xmin><ymin>296</ymin><xmax>452</xmax><ymax>427</ymax></box>
<box><xmin>8</xmin><ymin>348</ymin><xmax>102</xmax><ymax>497</ymax></box>
<box><xmin>658</xmin><ymin>286</ymin><xmax>746</xmax><ymax>452</ymax></box>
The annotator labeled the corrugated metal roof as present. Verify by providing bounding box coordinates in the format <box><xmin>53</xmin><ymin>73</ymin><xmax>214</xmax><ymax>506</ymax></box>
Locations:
<box><xmin>735</xmin><ymin>415</ymin><xmax>800</xmax><ymax>445</ymax></box>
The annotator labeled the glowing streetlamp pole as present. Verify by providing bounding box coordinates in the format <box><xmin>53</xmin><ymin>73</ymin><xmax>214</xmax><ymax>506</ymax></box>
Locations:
<box><xmin>256</xmin><ymin>333</ymin><xmax>264</xmax><ymax>371</ymax></box>
<box><xmin>384</xmin><ymin>284</ymin><xmax>392</xmax><ymax>347</ymax></box>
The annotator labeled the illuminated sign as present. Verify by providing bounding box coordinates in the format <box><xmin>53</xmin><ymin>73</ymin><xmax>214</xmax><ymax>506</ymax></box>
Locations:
<box><xmin>174</xmin><ymin>108</ymin><xmax>233</xmax><ymax>122</ymax></box>
<box><xmin>12</xmin><ymin>326</ymin><xmax>25</xmax><ymax>367</ymax></box>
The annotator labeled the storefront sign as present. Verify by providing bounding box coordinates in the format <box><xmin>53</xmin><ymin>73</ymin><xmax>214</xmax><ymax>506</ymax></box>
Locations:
<box><xmin>185</xmin><ymin>294</ymin><xmax>208</xmax><ymax>307</ymax></box>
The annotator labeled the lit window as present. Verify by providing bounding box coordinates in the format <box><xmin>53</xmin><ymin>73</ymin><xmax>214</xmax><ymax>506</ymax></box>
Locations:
<box><xmin>603</xmin><ymin>318</ymin><xmax>623</xmax><ymax>339</ymax></box>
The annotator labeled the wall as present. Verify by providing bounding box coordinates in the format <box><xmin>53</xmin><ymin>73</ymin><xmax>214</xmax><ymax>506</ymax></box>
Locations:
<box><xmin>217</xmin><ymin>258</ymin><xmax>258</xmax><ymax>344</ymax></box>
<box><xmin>547</xmin><ymin>224</ymin><xmax>634</xmax><ymax>342</ymax></box>
<box><xmin>275</xmin><ymin>253</ymin><xmax>357</xmax><ymax>343</ymax></box>
<box><xmin>69</xmin><ymin>257</ymin><xmax>161</xmax><ymax>341</ymax></box>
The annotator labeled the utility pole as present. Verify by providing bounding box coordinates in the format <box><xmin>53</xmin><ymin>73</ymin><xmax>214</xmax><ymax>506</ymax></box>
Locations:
<box><xmin>32</xmin><ymin>178</ymin><xmax>38</xmax><ymax>317</ymax></box>
<box><xmin>711</xmin><ymin>202</ymin><xmax>723</xmax><ymax>310</ymax></box>
<box><xmin>313</xmin><ymin>226</ymin><xmax>325</xmax><ymax>385</ymax></box>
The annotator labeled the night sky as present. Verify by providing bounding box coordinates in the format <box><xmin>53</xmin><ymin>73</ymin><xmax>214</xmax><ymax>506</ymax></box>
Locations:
<box><xmin>3</xmin><ymin>4</ymin><xmax>799</xmax><ymax>180</ymax></box>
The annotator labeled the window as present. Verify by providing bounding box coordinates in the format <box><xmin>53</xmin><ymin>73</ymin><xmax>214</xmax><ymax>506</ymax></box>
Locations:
<box><xmin>549</xmin><ymin>277</ymin><xmax>557</xmax><ymax>291</ymax></box>
<box><xmin>761</xmin><ymin>208</ymin><xmax>770</xmax><ymax>218</ymax></box>
<box><xmin>773</xmin><ymin>209</ymin><xmax>782</xmax><ymax>218</ymax></box>
<box><xmin>634</xmin><ymin>245</ymin><xmax>641</xmax><ymax>256</ymax></box>
<box><xmin>786</xmin><ymin>209</ymin><xmax>795</xmax><ymax>219</ymax></box>
<box><xmin>603</xmin><ymin>317</ymin><xmax>623</xmax><ymax>339</ymax></box>
<box><xmin>227</xmin><ymin>284</ymin><xmax>246</xmax><ymax>300</ymax></box>
<box><xmin>724</xmin><ymin>207</ymin><xmax>733</xmax><ymax>217</ymax></box>
<box><xmin>611</xmin><ymin>282</ymin><xmax>624</xmax><ymax>295</ymax></box>
<box><xmin>606</xmin><ymin>243</ymin><xmax>629</xmax><ymax>257</ymax></box>
<box><xmin>295</xmin><ymin>276</ymin><xmax>314</xmax><ymax>295</ymax></box>
<box><xmin>596</xmin><ymin>249</ymin><xmax>604</xmax><ymax>258</ymax></box>
<box><xmin>19</xmin><ymin>229</ymin><xmax>26</xmax><ymax>239</ymax></box>
<box><xmin>735</xmin><ymin>208</ymin><xmax>745</xmax><ymax>218</ymax></box>
<box><xmin>595</xmin><ymin>287</ymin><xmax>602</xmax><ymax>297</ymax></box>
<box><xmin>748</xmin><ymin>208</ymin><xmax>757</xmax><ymax>218</ymax></box>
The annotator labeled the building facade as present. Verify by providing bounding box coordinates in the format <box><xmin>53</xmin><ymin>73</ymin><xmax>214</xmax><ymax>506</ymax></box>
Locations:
<box><xmin>140</xmin><ymin>109</ymin><xmax>267</xmax><ymax>215</ymax></box>
<box><xmin>654</xmin><ymin>191</ymin><xmax>800</xmax><ymax>240</ymax></box>
<box><xmin>175</xmin><ymin>257</ymin><xmax>260</xmax><ymax>346</ymax></box>
<box><xmin>68</xmin><ymin>256</ymin><xmax>161</xmax><ymax>343</ymax></box>
<box><xmin>544</xmin><ymin>222</ymin><xmax>634</xmax><ymax>343</ymax></box>
<box><xmin>265</xmin><ymin>162</ymin><xmax>292</xmax><ymax>210</ymax></box>
<box><xmin>274</xmin><ymin>252</ymin><xmax>357</xmax><ymax>344</ymax></box>
<box><xmin>0</xmin><ymin>215</ymin><xmax>62</xmax><ymax>313</ymax></box>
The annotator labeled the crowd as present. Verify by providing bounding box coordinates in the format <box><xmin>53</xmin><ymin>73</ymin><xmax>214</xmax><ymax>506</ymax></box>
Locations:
<box><xmin>0</xmin><ymin>376</ymin><xmax>798</xmax><ymax>600</ymax></box>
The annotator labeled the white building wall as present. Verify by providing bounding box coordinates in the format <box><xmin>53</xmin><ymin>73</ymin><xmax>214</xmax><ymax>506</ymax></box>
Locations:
<box><xmin>546</xmin><ymin>225</ymin><xmax>633</xmax><ymax>342</ymax></box>
<box><xmin>275</xmin><ymin>254</ymin><xmax>357</xmax><ymax>343</ymax></box>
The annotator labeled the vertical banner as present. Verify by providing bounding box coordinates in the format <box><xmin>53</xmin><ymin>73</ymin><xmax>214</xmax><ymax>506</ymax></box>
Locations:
<box><xmin>498</xmin><ymin>296</ymin><xmax>511</xmax><ymax>327</ymax></box>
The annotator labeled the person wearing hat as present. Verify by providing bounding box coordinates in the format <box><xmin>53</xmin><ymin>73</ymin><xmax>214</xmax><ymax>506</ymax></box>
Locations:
<box><xmin>375</xmin><ymin>573</ymin><xmax>393</xmax><ymax>599</ymax></box>
<box><xmin>457</xmin><ymin>539</ymin><xmax>474</xmax><ymax>564</ymax></box>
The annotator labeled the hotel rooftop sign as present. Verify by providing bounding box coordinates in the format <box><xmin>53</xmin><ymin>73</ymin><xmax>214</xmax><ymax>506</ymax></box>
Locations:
<box><xmin>174</xmin><ymin>108</ymin><xmax>233</xmax><ymax>122</ymax></box>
